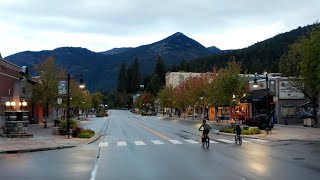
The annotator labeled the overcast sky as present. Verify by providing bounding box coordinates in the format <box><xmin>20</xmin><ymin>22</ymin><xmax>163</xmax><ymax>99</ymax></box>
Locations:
<box><xmin>0</xmin><ymin>0</ymin><xmax>319</xmax><ymax>57</ymax></box>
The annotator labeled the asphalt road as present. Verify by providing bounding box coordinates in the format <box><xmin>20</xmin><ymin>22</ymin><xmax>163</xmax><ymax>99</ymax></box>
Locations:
<box><xmin>1</xmin><ymin>110</ymin><xmax>320</xmax><ymax>180</ymax></box>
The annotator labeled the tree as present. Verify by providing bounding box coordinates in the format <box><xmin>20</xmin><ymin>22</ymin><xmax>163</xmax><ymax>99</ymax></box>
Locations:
<box><xmin>117</xmin><ymin>63</ymin><xmax>127</xmax><ymax>93</ymax></box>
<box><xmin>158</xmin><ymin>85</ymin><xmax>174</xmax><ymax>108</ymax></box>
<box><xmin>155</xmin><ymin>56</ymin><xmax>166</xmax><ymax>86</ymax></box>
<box><xmin>279</xmin><ymin>26</ymin><xmax>320</xmax><ymax>125</ymax></box>
<box><xmin>33</xmin><ymin>56</ymin><xmax>65</xmax><ymax>116</ymax></box>
<box><xmin>133</xmin><ymin>92</ymin><xmax>155</xmax><ymax>112</ymax></box>
<box><xmin>206</xmin><ymin>61</ymin><xmax>247</xmax><ymax>108</ymax></box>
<box><xmin>147</xmin><ymin>74</ymin><xmax>162</xmax><ymax>95</ymax></box>
<box><xmin>127</xmin><ymin>58</ymin><xmax>140</xmax><ymax>93</ymax></box>
<box><xmin>91</xmin><ymin>92</ymin><xmax>104</xmax><ymax>109</ymax></box>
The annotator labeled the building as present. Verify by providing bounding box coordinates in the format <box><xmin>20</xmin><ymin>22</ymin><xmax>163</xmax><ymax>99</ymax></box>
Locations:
<box><xmin>246</xmin><ymin>73</ymin><xmax>309</xmax><ymax>124</ymax></box>
<box><xmin>166</xmin><ymin>72</ymin><xmax>207</xmax><ymax>88</ymax></box>
<box><xmin>0</xmin><ymin>56</ymin><xmax>32</xmax><ymax>126</ymax></box>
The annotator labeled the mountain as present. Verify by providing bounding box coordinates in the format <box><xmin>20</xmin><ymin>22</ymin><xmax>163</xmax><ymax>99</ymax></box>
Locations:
<box><xmin>100</xmin><ymin>47</ymin><xmax>133</xmax><ymax>55</ymax></box>
<box><xmin>177</xmin><ymin>23</ymin><xmax>320</xmax><ymax>73</ymax></box>
<box><xmin>207</xmin><ymin>46</ymin><xmax>222</xmax><ymax>54</ymax></box>
<box><xmin>5</xmin><ymin>32</ymin><xmax>212</xmax><ymax>91</ymax></box>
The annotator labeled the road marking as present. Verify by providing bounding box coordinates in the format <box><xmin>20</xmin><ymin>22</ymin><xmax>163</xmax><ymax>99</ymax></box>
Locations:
<box><xmin>250</xmin><ymin>139</ymin><xmax>269</xmax><ymax>143</ymax></box>
<box><xmin>185</xmin><ymin>139</ymin><xmax>199</xmax><ymax>144</ymax></box>
<box><xmin>242</xmin><ymin>140</ymin><xmax>252</xmax><ymax>143</ymax></box>
<box><xmin>151</xmin><ymin>140</ymin><xmax>164</xmax><ymax>145</ymax></box>
<box><xmin>240</xmin><ymin>178</ymin><xmax>247</xmax><ymax>180</ymax></box>
<box><xmin>168</xmin><ymin>140</ymin><xmax>183</xmax><ymax>144</ymax></box>
<box><xmin>217</xmin><ymin>139</ymin><xmax>234</xmax><ymax>143</ymax></box>
<box><xmin>210</xmin><ymin>140</ymin><xmax>218</xmax><ymax>143</ymax></box>
<box><xmin>130</xmin><ymin>120</ymin><xmax>171</xmax><ymax>140</ymax></box>
<box><xmin>117</xmin><ymin>141</ymin><xmax>127</xmax><ymax>146</ymax></box>
<box><xmin>98</xmin><ymin>142</ymin><xmax>108</xmax><ymax>147</ymax></box>
<box><xmin>134</xmin><ymin>141</ymin><xmax>146</xmax><ymax>145</ymax></box>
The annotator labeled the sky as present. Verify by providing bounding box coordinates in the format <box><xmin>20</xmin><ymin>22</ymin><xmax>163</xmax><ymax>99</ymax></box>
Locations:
<box><xmin>0</xmin><ymin>0</ymin><xmax>319</xmax><ymax>57</ymax></box>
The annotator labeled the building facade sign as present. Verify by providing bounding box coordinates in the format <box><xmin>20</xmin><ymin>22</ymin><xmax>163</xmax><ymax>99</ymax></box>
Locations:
<box><xmin>58</xmin><ymin>81</ymin><xmax>67</xmax><ymax>95</ymax></box>
<box><xmin>279</xmin><ymin>80</ymin><xmax>305</xmax><ymax>99</ymax></box>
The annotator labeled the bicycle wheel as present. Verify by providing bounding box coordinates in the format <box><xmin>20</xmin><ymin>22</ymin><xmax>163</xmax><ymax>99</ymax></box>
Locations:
<box><xmin>235</xmin><ymin>135</ymin><xmax>238</xmax><ymax>144</ymax></box>
<box><xmin>239</xmin><ymin>136</ymin><xmax>242</xmax><ymax>145</ymax></box>
<box><xmin>206</xmin><ymin>136</ymin><xmax>210</xmax><ymax>148</ymax></box>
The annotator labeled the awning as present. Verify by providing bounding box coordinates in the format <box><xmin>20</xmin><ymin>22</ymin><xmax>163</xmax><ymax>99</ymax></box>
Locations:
<box><xmin>241</xmin><ymin>90</ymin><xmax>267</xmax><ymax>103</ymax></box>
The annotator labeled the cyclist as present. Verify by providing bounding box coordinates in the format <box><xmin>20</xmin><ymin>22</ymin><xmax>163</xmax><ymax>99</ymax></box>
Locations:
<box><xmin>199</xmin><ymin>120</ymin><xmax>211</xmax><ymax>145</ymax></box>
<box><xmin>233</xmin><ymin>124</ymin><xmax>242</xmax><ymax>141</ymax></box>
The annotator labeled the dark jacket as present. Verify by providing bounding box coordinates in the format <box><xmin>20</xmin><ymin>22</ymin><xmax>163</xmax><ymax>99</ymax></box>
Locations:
<box><xmin>233</xmin><ymin>126</ymin><xmax>242</xmax><ymax>134</ymax></box>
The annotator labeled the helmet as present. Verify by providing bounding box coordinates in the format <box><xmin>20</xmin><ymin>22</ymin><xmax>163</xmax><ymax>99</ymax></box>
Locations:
<box><xmin>203</xmin><ymin>120</ymin><xmax>206</xmax><ymax>123</ymax></box>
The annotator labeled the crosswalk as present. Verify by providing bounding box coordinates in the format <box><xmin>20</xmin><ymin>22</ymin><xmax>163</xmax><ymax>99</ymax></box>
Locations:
<box><xmin>98</xmin><ymin>138</ymin><xmax>269</xmax><ymax>148</ymax></box>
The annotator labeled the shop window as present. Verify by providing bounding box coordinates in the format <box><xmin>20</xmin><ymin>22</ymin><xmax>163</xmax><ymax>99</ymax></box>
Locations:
<box><xmin>281</xmin><ymin>106</ymin><xmax>296</xmax><ymax>117</ymax></box>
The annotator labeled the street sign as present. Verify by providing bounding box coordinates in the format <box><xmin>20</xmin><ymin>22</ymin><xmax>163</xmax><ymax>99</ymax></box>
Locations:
<box><xmin>58</xmin><ymin>81</ymin><xmax>67</xmax><ymax>95</ymax></box>
<box><xmin>57</xmin><ymin>98</ymin><xmax>62</xmax><ymax>104</ymax></box>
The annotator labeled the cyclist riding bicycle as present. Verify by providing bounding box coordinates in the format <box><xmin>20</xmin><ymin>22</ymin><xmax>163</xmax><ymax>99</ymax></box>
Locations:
<box><xmin>199</xmin><ymin>120</ymin><xmax>211</xmax><ymax>143</ymax></box>
<box><xmin>233</xmin><ymin>125</ymin><xmax>242</xmax><ymax>138</ymax></box>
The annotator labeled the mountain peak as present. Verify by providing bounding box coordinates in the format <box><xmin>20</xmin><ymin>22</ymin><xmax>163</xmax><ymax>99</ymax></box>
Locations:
<box><xmin>172</xmin><ymin>32</ymin><xmax>185</xmax><ymax>37</ymax></box>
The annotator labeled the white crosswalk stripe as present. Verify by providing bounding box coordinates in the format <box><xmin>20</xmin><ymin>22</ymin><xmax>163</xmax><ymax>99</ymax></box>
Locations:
<box><xmin>242</xmin><ymin>140</ymin><xmax>252</xmax><ymax>143</ymax></box>
<box><xmin>99</xmin><ymin>142</ymin><xmax>108</xmax><ymax>147</ymax></box>
<box><xmin>117</xmin><ymin>141</ymin><xmax>127</xmax><ymax>146</ymax></box>
<box><xmin>168</xmin><ymin>140</ymin><xmax>183</xmax><ymax>144</ymax></box>
<box><xmin>185</xmin><ymin>139</ymin><xmax>199</xmax><ymax>144</ymax></box>
<box><xmin>134</xmin><ymin>141</ymin><xmax>146</xmax><ymax>145</ymax></box>
<box><xmin>151</xmin><ymin>140</ymin><xmax>164</xmax><ymax>145</ymax></box>
<box><xmin>217</xmin><ymin>139</ymin><xmax>234</xmax><ymax>143</ymax></box>
<box><xmin>210</xmin><ymin>140</ymin><xmax>218</xmax><ymax>144</ymax></box>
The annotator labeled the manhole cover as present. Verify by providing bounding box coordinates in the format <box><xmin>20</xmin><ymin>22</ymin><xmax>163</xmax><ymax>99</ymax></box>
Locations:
<box><xmin>293</xmin><ymin>158</ymin><xmax>305</xmax><ymax>160</ymax></box>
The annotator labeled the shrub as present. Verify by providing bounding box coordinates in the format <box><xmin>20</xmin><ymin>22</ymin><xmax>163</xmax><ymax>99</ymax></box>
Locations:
<box><xmin>242</xmin><ymin>128</ymin><xmax>261</xmax><ymax>135</ymax></box>
<box><xmin>220</xmin><ymin>126</ymin><xmax>261</xmax><ymax>135</ymax></box>
<box><xmin>78</xmin><ymin>129</ymin><xmax>95</xmax><ymax>138</ymax></box>
<box><xmin>219</xmin><ymin>126</ymin><xmax>234</xmax><ymax>133</ymax></box>
<box><xmin>59</xmin><ymin>120</ymin><xmax>77</xmax><ymax>130</ymax></box>
<box><xmin>73</xmin><ymin>127</ymin><xmax>84</xmax><ymax>137</ymax></box>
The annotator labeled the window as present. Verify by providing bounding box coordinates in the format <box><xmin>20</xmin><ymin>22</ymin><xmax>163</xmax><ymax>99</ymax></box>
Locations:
<box><xmin>281</xmin><ymin>106</ymin><xmax>296</xmax><ymax>117</ymax></box>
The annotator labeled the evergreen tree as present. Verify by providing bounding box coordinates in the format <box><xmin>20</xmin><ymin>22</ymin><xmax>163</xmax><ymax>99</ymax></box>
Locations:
<box><xmin>155</xmin><ymin>56</ymin><xmax>166</xmax><ymax>86</ymax></box>
<box><xmin>117</xmin><ymin>63</ymin><xmax>127</xmax><ymax>93</ymax></box>
<box><xmin>127</xmin><ymin>58</ymin><xmax>141</xmax><ymax>93</ymax></box>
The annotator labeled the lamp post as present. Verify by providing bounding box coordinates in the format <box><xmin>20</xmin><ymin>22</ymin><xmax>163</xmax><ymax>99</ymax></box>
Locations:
<box><xmin>252</xmin><ymin>72</ymin><xmax>269</xmax><ymax>120</ymax></box>
<box><xmin>200</xmin><ymin>95</ymin><xmax>204</xmax><ymax>120</ymax></box>
<box><xmin>66</xmin><ymin>74</ymin><xmax>85</xmax><ymax>139</ymax></box>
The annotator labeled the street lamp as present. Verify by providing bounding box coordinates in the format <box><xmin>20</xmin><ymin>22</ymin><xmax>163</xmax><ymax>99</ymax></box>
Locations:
<box><xmin>66</xmin><ymin>73</ymin><xmax>85</xmax><ymax>139</ymax></box>
<box><xmin>252</xmin><ymin>72</ymin><xmax>269</xmax><ymax>120</ymax></box>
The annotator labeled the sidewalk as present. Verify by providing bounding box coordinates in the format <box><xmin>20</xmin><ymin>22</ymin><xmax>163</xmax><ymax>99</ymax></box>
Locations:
<box><xmin>158</xmin><ymin>114</ymin><xmax>320</xmax><ymax>141</ymax></box>
<box><xmin>0</xmin><ymin>117</ymin><xmax>108</xmax><ymax>153</ymax></box>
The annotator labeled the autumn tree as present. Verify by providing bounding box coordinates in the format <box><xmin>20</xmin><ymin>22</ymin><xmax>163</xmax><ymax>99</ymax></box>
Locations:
<box><xmin>279</xmin><ymin>26</ymin><xmax>320</xmax><ymax>125</ymax></box>
<box><xmin>33</xmin><ymin>56</ymin><xmax>66</xmax><ymax>116</ymax></box>
<box><xmin>206</xmin><ymin>61</ymin><xmax>247</xmax><ymax>108</ymax></box>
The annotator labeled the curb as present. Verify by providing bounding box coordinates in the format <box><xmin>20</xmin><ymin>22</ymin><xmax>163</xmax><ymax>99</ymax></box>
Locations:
<box><xmin>0</xmin><ymin>118</ymin><xmax>109</xmax><ymax>154</ymax></box>
<box><xmin>215</xmin><ymin>131</ymin><xmax>263</xmax><ymax>139</ymax></box>
<box><xmin>86</xmin><ymin>117</ymin><xmax>110</xmax><ymax>144</ymax></box>
<box><xmin>0</xmin><ymin>145</ymin><xmax>76</xmax><ymax>154</ymax></box>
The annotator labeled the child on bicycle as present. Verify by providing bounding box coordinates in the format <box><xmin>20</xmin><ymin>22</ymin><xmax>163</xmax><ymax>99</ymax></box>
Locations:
<box><xmin>233</xmin><ymin>125</ymin><xmax>242</xmax><ymax>137</ymax></box>
<box><xmin>199</xmin><ymin>120</ymin><xmax>211</xmax><ymax>142</ymax></box>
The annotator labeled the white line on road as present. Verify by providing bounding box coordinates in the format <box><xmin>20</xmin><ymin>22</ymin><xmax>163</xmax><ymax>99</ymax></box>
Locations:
<box><xmin>151</xmin><ymin>140</ymin><xmax>164</xmax><ymax>145</ymax></box>
<box><xmin>250</xmin><ymin>139</ymin><xmax>269</xmax><ymax>143</ymax></box>
<box><xmin>168</xmin><ymin>140</ymin><xmax>183</xmax><ymax>144</ymax></box>
<box><xmin>210</xmin><ymin>140</ymin><xmax>218</xmax><ymax>143</ymax></box>
<box><xmin>217</xmin><ymin>139</ymin><xmax>234</xmax><ymax>143</ymax></box>
<box><xmin>117</xmin><ymin>141</ymin><xmax>127</xmax><ymax>146</ymax></box>
<box><xmin>242</xmin><ymin>140</ymin><xmax>252</xmax><ymax>143</ymax></box>
<box><xmin>98</xmin><ymin>142</ymin><xmax>108</xmax><ymax>147</ymax></box>
<box><xmin>185</xmin><ymin>139</ymin><xmax>199</xmax><ymax>144</ymax></box>
<box><xmin>134</xmin><ymin>141</ymin><xmax>146</xmax><ymax>145</ymax></box>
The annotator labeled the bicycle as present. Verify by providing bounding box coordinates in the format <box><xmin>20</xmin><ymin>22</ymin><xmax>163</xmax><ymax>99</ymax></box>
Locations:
<box><xmin>235</xmin><ymin>133</ymin><xmax>242</xmax><ymax>145</ymax></box>
<box><xmin>200</xmin><ymin>130</ymin><xmax>210</xmax><ymax>148</ymax></box>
